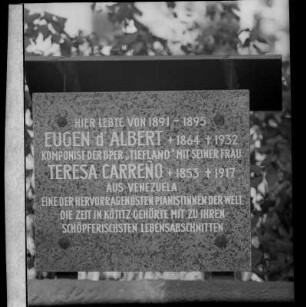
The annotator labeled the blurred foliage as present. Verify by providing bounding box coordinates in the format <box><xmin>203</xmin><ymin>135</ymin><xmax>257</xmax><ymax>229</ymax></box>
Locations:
<box><xmin>24</xmin><ymin>2</ymin><xmax>292</xmax><ymax>281</ymax></box>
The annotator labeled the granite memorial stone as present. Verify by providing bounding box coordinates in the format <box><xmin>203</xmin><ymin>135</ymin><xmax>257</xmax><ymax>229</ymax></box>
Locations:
<box><xmin>33</xmin><ymin>90</ymin><xmax>251</xmax><ymax>271</ymax></box>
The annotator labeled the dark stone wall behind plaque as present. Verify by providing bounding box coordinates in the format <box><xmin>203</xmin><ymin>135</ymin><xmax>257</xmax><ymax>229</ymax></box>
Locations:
<box><xmin>25</xmin><ymin>57</ymin><xmax>282</xmax><ymax>111</ymax></box>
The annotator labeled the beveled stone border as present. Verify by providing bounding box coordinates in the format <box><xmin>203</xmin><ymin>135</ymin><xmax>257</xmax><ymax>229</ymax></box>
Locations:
<box><xmin>5</xmin><ymin>4</ymin><xmax>26</xmax><ymax>307</ymax></box>
<box><xmin>28</xmin><ymin>280</ymin><xmax>294</xmax><ymax>304</ymax></box>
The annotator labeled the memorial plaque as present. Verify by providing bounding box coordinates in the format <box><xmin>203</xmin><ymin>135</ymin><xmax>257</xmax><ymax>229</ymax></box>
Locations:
<box><xmin>33</xmin><ymin>90</ymin><xmax>251</xmax><ymax>271</ymax></box>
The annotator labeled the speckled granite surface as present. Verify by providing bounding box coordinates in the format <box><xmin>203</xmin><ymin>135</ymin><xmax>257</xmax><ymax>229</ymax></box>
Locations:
<box><xmin>33</xmin><ymin>90</ymin><xmax>250</xmax><ymax>271</ymax></box>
